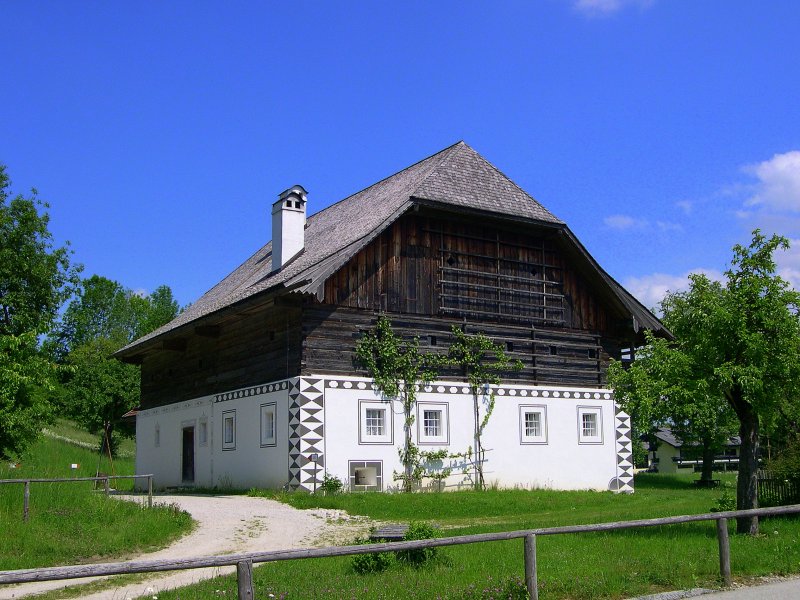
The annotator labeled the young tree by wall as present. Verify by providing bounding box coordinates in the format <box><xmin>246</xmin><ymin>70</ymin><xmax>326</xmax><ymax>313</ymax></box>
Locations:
<box><xmin>0</xmin><ymin>165</ymin><xmax>80</xmax><ymax>458</ymax></box>
<box><xmin>355</xmin><ymin>316</ymin><xmax>439</xmax><ymax>492</ymax></box>
<box><xmin>446</xmin><ymin>326</ymin><xmax>522</xmax><ymax>490</ymax></box>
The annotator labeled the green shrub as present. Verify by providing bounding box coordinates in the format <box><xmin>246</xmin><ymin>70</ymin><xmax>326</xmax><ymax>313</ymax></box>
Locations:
<box><xmin>319</xmin><ymin>473</ymin><xmax>344</xmax><ymax>495</ymax></box>
<box><xmin>350</xmin><ymin>538</ymin><xmax>393</xmax><ymax>574</ymax></box>
<box><xmin>396</xmin><ymin>521</ymin><xmax>440</xmax><ymax>567</ymax></box>
<box><xmin>711</xmin><ymin>488</ymin><xmax>736</xmax><ymax>513</ymax></box>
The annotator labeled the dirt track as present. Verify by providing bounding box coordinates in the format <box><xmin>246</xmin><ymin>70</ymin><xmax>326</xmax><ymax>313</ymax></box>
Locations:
<box><xmin>1</xmin><ymin>494</ymin><xmax>372</xmax><ymax>600</ymax></box>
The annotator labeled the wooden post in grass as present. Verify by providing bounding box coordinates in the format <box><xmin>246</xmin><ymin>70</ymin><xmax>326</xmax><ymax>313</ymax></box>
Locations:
<box><xmin>524</xmin><ymin>533</ymin><xmax>538</xmax><ymax>600</ymax></box>
<box><xmin>104</xmin><ymin>477</ymin><xmax>110</xmax><ymax>496</ymax></box>
<box><xmin>237</xmin><ymin>560</ymin><xmax>253</xmax><ymax>600</ymax></box>
<box><xmin>23</xmin><ymin>481</ymin><xmax>30</xmax><ymax>522</ymax></box>
<box><xmin>147</xmin><ymin>475</ymin><xmax>153</xmax><ymax>508</ymax></box>
<box><xmin>716</xmin><ymin>517</ymin><xmax>732</xmax><ymax>586</ymax></box>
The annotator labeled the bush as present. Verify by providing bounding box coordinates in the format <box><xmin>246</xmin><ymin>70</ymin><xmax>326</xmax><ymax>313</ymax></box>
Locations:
<box><xmin>319</xmin><ymin>473</ymin><xmax>344</xmax><ymax>495</ymax></box>
<box><xmin>350</xmin><ymin>538</ymin><xmax>393</xmax><ymax>574</ymax></box>
<box><xmin>711</xmin><ymin>488</ymin><xmax>736</xmax><ymax>513</ymax></box>
<box><xmin>767</xmin><ymin>438</ymin><xmax>800</xmax><ymax>479</ymax></box>
<box><xmin>396</xmin><ymin>521</ymin><xmax>440</xmax><ymax>567</ymax></box>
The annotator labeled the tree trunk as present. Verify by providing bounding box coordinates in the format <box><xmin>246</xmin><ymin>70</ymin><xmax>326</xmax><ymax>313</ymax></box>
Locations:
<box><xmin>404</xmin><ymin>395</ymin><xmax>413</xmax><ymax>493</ymax></box>
<box><xmin>733</xmin><ymin>393</ymin><xmax>760</xmax><ymax>535</ymax></box>
<box><xmin>700</xmin><ymin>437</ymin><xmax>715</xmax><ymax>482</ymax></box>
<box><xmin>473</xmin><ymin>391</ymin><xmax>483</xmax><ymax>491</ymax></box>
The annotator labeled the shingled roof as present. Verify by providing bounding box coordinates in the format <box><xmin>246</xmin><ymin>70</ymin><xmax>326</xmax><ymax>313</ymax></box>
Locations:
<box><xmin>117</xmin><ymin>141</ymin><xmax>664</xmax><ymax>357</ymax></box>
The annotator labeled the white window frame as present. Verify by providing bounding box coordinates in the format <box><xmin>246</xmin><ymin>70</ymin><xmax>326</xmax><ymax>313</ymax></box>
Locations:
<box><xmin>260</xmin><ymin>402</ymin><xmax>277</xmax><ymax>447</ymax></box>
<box><xmin>222</xmin><ymin>409</ymin><xmax>236</xmax><ymax>451</ymax></box>
<box><xmin>577</xmin><ymin>406</ymin><xmax>603</xmax><ymax>445</ymax></box>
<box><xmin>359</xmin><ymin>400</ymin><xmax>393</xmax><ymax>445</ymax></box>
<box><xmin>416</xmin><ymin>401</ymin><xmax>449</xmax><ymax>445</ymax></box>
<box><xmin>198</xmin><ymin>417</ymin><xmax>208</xmax><ymax>447</ymax></box>
<box><xmin>519</xmin><ymin>404</ymin><xmax>548</xmax><ymax>444</ymax></box>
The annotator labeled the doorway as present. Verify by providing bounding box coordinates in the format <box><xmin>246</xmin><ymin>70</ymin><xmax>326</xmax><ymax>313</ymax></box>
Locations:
<box><xmin>182</xmin><ymin>426</ymin><xmax>195</xmax><ymax>483</ymax></box>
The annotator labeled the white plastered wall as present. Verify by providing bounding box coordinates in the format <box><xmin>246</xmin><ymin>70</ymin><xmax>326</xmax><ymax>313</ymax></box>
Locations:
<box><xmin>321</xmin><ymin>376</ymin><xmax>620</xmax><ymax>492</ymax></box>
<box><xmin>135</xmin><ymin>381</ymin><xmax>291</xmax><ymax>490</ymax></box>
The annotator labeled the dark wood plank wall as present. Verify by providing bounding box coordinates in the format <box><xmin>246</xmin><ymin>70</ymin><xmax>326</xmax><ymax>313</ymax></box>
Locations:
<box><xmin>139</xmin><ymin>302</ymin><xmax>303</xmax><ymax>409</ymax></box>
<box><xmin>301</xmin><ymin>305</ymin><xmax>613</xmax><ymax>387</ymax></box>
<box><xmin>324</xmin><ymin>213</ymin><xmax>611</xmax><ymax>333</ymax></box>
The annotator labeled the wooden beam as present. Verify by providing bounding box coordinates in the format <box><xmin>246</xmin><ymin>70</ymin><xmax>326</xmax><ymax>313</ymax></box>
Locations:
<box><xmin>194</xmin><ymin>325</ymin><xmax>220</xmax><ymax>338</ymax></box>
<box><xmin>161</xmin><ymin>338</ymin><xmax>187</xmax><ymax>352</ymax></box>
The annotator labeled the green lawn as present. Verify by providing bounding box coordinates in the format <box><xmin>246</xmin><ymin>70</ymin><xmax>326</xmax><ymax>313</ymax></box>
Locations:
<box><xmin>152</xmin><ymin>474</ymin><xmax>800</xmax><ymax>599</ymax></box>
<box><xmin>0</xmin><ymin>433</ymin><xmax>193</xmax><ymax>570</ymax></box>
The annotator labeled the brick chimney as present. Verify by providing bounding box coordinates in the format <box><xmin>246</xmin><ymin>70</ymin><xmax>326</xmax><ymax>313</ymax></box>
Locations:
<box><xmin>271</xmin><ymin>185</ymin><xmax>307</xmax><ymax>271</ymax></box>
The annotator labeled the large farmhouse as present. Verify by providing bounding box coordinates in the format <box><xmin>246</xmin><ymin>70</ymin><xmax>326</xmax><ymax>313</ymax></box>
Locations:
<box><xmin>116</xmin><ymin>142</ymin><xmax>665</xmax><ymax>493</ymax></box>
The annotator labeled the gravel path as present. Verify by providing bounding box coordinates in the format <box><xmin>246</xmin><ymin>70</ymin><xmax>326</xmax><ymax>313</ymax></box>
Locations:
<box><xmin>1</xmin><ymin>494</ymin><xmax>372</xmax><ymax>600</ymax></box>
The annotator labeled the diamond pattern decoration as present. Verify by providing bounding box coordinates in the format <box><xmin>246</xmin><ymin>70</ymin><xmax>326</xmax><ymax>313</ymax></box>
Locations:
<box><xmin>287</xmin><ymin>377</ymin><xmax>326</xmax><ymax>492</ymax></box>
<box><xmin>612</xmin><ymin>406</ymin><xmax>635</xmax><ymax>494</ymax></box>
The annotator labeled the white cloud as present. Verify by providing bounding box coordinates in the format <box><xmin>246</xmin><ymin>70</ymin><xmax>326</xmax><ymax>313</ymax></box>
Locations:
<box><xmin>775</xmin><ymin>238</ymin><xmax>800</xmax><ymax>291</ymax></box>
<box><xmin>743</xmin><ymin>150</ymin><xmax>800</xmax><ymax>212</ymax></box>
<box><xmin>573</xmin><ymin>0</ymin><xmax>654</xmax><ymax>16</ymax></box>
<box><xmin>656</xmin><ymin>220</ymin><xmax>683</xmax><ymax>233</ymax></box>
<box><xmin>676</xmin><ymin>200</ymin><xmax>693</xmax><ymax>215</ymax></box>
<box><xmin>623</xmin><ymin>269</ymin><xmax>724</xmax><ymax>311</ymax></box>
<box><xmin>132</xmin><ymin>288</ymin><xmax>149</xmax><ymax>298</ymax></box>
<box><xmin>603</xmin><ymin>214</ymin><xmax>648</xmax><ymax>230</ymax></box>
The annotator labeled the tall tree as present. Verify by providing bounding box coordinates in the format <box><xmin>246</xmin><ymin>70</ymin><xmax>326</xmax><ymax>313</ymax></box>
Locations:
<box><xmin>0</xmin><ymin>165</ymin><xmax>80</xmax><ymax>458</ymax></box>
<box><xmin>611</xmin><ymin>231</ymin><xmax>800</xmax><ymax>534</ymax></box>
<box><xmin>53</xmin><ymin>275</ymin><xmax>180</xmax><ymax>454</ymax></box>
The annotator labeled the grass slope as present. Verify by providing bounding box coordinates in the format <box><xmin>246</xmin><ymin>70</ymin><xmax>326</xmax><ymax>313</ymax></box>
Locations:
<box><xmin>154</xmin><ymin>474</ymin><xmax>800</xmax><ymax>599</ymax></box>
<box><xmin>0</xmin><ymin>431</ymin><xmax>192</xmax><ymax>570</ymax></box>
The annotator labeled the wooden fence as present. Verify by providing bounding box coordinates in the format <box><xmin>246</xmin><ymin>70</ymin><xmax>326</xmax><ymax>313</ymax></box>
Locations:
<box><xmin>758</xmin><ymin>476</ymin><xmax>800</xmax><ymax>507</ymax></box>
<box><xmin>0</xmin><ymin>474</ymin><xmax>154</xmax><ymax>522</ymax></box>
<box><xmin>1</xmin><ymin>504</ymin><xmax>799</xmax><ymax>600</ymax></box>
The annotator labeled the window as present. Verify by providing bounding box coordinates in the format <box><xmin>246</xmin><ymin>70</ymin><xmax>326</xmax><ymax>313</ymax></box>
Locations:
<box><xmin>359</xmin><ymin>401</ymin><xmax>393</xmax><ymax>444</ymax></box>
<box><xmin>417</xmin><ymin>402</ymin><xmax>449</xmax><ymax>445</ymax></box>
<box><xmin>260</xmin><ymin>403</ymin><xmax>277</xmax><ymax>447</ymax></box>
<box><xmin>577</xmin><ymin>406</ymin><xmax>603</xmax><ymax>444</ymax></box>
<box><xmin>365</xmin><ymin>409</ymin><xmax>384</xmax><ymax>436</ymax></box>
<box><xmin>199</xmin><ymin>418</ymin><xmax>208</xmax><ymax>447</ymax></box>
<box><xmin>424</xmin><ymin>410</ymin><xmax>441</xmax><ymax>437</ymax></box>
<box><xmin>222</xmin><ymin>410</ymin><xmax>236</xmax><ymax>450</ymax></box>
<box><xmin>519</xmin><ymin>405</ymin><xmax>547</xmax><ymax>444</ymax></box>
<box><xmin>582</xmin><ymin>413</ymin><xmax>597</xmax><ymax>437</ymax></box>
<box><xmin>154</xmin><ymin>423</ymin><xmax>160</xmax><ymax>447</ymax></box>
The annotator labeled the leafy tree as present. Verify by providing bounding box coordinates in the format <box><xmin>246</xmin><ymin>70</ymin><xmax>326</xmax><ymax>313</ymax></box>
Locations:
<box><xmin>0</xmin><ymin>165</ymin><xmax>79</xmax><ymax>458</ymax></box>
<box><xmin>52</xmin><ymin>275</ymin><xmax>180</xmax><ymax>454</ymax></box>
<box><xmin>611</xmin><ymin>231</ymin><xmax>800</xmax><ymax>534</ymax></box>
<box><xmin>446</xmin><ymin>326</ymin><xmax>522</xmax><ymax>490</ymax></box>
<box><xmin>355</xmin><ymin>316</ymin><xmax>439</xmax><ymax>492</ymax></box>
<box><xmin>609</xmin><ymin>327</ymin><xmax>738</xmax><ymax>482</ymax></box>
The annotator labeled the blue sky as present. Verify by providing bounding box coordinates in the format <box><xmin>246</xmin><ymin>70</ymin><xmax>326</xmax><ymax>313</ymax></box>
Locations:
<box><xmin>2</xmin><ymin>1</ymin><xmax>799</xmax><ymax>311</ymax></box>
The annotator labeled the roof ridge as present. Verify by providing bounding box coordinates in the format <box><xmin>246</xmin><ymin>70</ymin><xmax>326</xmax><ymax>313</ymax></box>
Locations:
<box><xmin>306</xmin><ymin>141</ymin><xmax>463</xmax><ymax>225</ymax></box>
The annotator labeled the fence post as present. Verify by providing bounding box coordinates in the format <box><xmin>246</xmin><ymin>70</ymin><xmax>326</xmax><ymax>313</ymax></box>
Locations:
<box><xmin>237</xmin><ymin>560</ymin><xmax>253</xmax><ymax>600</ymax></box>
<box><xmin>524</xmin><ymin>533</ymin><xmax>538</xmax><ymax>600</ymax></box>
<box><xmin>716</xmin><ymin>517</ymin><xmax>732</xmax><ymax>586</ymax></box>
<box><xmin>104</xmin><ymin>477</ymin><xmax>110</xmax><ymax>496</ymax></box>
<box><xmin>23</xmin><ymin>481</ymin><xmax>30</xmax><ymax>523</ymax></box>
<box><xmin>147</xmin><ymin>475</ymin><xmax>153</xmax><ymax>509</ymax></box>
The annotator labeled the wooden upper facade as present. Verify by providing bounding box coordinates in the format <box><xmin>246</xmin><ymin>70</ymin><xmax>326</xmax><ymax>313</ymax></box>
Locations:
<box><xmin>117</xmin><ymin>142</ymin><xmax>667</xmax><ymax>409</ymax></box>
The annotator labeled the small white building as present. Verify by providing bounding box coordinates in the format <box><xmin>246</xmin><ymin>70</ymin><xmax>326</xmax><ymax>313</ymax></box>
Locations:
<box><xmin>118</xmin><ymin>142</ymin><xmax>667</xmax><ymax>494</ymax></box>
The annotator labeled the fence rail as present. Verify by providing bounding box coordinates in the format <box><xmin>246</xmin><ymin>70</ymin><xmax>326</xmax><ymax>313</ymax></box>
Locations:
<box><xmin>0</xmin><ymin>474</ymin><xmax>154</xmax><ymax>521</ymax></box>
<box><xmin>1</xmin><ymin>504</ymin><xmax>799</xmax><ymax>599</ymax></box>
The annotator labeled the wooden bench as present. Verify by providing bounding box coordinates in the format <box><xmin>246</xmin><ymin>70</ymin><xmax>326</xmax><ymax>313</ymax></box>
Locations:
<box><xmin>369</xmin><ymin>524</ymin><xmax>409</xmax><ymax>542</ymax></box>
<box><xmin>693</xmin><ymin>479</ymin><xmax>721</xmax><ymax>488</ymax></box>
